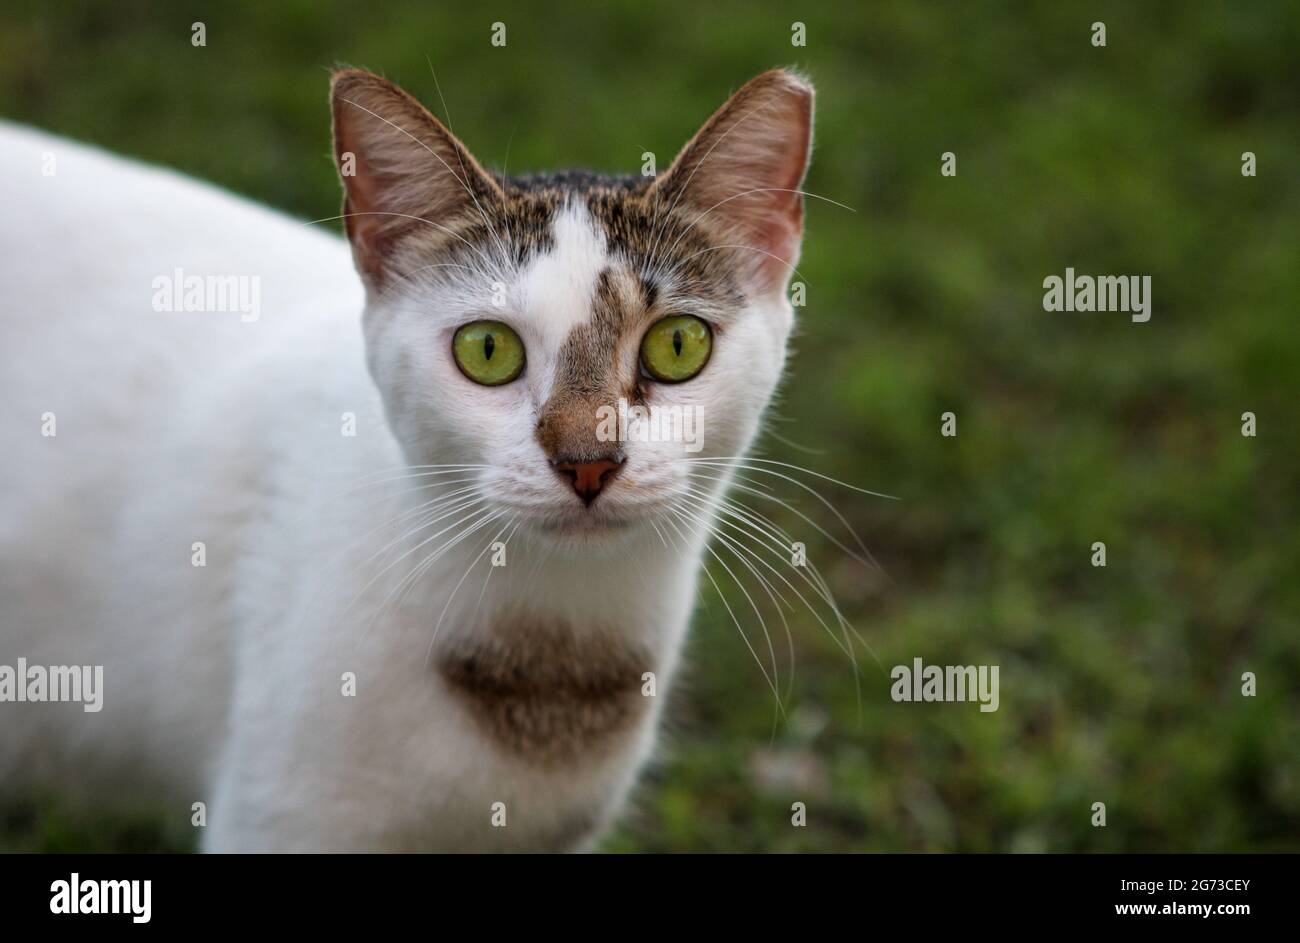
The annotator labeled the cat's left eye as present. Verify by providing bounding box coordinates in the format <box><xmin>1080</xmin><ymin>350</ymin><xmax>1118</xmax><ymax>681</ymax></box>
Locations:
<box><xmin>640</xmin><ymin>315</ymin><xmax>712</xmax><ymax>383</ymax></box>
<box><xmin>452</xmin><ymin>320</ymin><xmax>525</xmax><ymax>386</ymax></box>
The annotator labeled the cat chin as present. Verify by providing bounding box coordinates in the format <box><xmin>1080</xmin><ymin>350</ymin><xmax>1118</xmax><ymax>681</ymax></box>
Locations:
<box><xmin>534</xmin><ymin>514</ymin><xmax>633</xmax><ymax>536</ymax></box>
<box><xmin>522</xmin><ymin>509</ymin><xmax>646</xmax><ymax>550</ymax></box>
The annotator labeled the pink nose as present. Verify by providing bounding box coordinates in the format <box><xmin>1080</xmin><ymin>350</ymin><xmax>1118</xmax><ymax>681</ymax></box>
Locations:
<box><xmin>552</xmin><ymin>456</ymin><xmax>624</xmax><ymax>505</ymax></box>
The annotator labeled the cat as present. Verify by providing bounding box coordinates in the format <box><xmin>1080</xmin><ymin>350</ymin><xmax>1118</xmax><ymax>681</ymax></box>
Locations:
<box><xmin>0</xmin><ymin>66</ymin><xmax>813</xmax><ymax>851</ymax></box>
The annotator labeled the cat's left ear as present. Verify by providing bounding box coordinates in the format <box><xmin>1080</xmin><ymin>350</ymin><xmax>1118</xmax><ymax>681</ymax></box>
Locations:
<box><xmin>330</xmin><ymin>68</ymin><xmax>503</xmax><ymax>285</ymax></box>
<box><xmin>647</xmin><ymin>69</ymin><xmax>813</xmax><ymax>297</ymax></box>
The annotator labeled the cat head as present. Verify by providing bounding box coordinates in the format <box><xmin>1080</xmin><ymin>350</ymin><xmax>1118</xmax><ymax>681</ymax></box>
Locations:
<box><xmin>331</xmin><ymin>68</ymin><xmax>812</xmax><ymax>546</ymax></box>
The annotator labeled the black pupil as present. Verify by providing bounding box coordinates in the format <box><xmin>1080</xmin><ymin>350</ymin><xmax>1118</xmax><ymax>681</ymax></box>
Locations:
<box><xmin>672</xmin><ymin>329</ymin><xmax>683</xmax><ymax>356</ymax></box>
<box><xmin>483</xmin><ymin>333</ymin><xmax>495</xmax><ymax>360</ymax></box>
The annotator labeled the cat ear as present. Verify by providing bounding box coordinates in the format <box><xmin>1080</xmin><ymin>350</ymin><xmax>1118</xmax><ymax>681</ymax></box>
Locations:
<box><xmin>330</xmin><ymin>69</ymin><xmax>503</xmax><ymax>283</ymax></box>
<box><xmin>647</xmin><ymin>69</ymin><xmax>813</xmax><ymax>296</ymax></box>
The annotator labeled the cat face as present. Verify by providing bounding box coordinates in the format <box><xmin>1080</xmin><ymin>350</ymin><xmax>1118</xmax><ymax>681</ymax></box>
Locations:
<box><xmin>331</xmin><ymin>69</ymin><xmax>813</xmax><ymax>545</ymax></box>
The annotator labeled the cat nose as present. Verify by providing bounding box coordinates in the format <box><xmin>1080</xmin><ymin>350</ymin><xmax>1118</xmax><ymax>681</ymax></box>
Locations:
<box><xmin>551</xmin><ymin>455</ymin><xmax>624</xmax><ymax>506</ymax></box>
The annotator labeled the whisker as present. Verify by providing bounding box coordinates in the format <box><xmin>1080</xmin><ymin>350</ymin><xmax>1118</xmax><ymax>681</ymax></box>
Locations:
<box><xmin>344</xmin><ymin>501</ymin><xmax>494</xmax><ymax>629</ymax></box>
<box><xmin>660</xmin><ymin>506</ymin><xmax>785</xmax><ymax>717</ymax></box>
<box><xmin>375</xmin><ymin>262</ymin><xmax>477</xmax><ymax>304</ymax></box>
<box><xmin>425</xmin><ymin>510</ymin><xmax>517</xmax><ymax>662</ymax></box>
<box><xmin>288</xmin><ymin>487</ymin><xmax>490</xmax><ymax>648</ymax></box>
<box><xmin>366</xmin><ymin>505</ymin><xmax>505</xmax><ymax>634</ymax></box>
<box><xmin>659</xmin><ymin>186</ymin><xmax>856</xmax><ymax>266</ymax></box>
<box><xmin>678</xmin><ymin>456</ymin><xmax>899</xmax><ymax>500</ymax></box>
<box><xmin>668</xmin><ymin>503</ymin><xmax>783</xmax><ymax>695</ymax></box>
<box><xmin>424</xmin><ymin>56</ymin><xmax>516</xmax><ymax>269</ymax></box>
<box><xmin>663</xmin><ymin>243</ymin><xmax>809</xmax><ymax>287</ymax></box>
<box><xmin>303</xmin><ymin>209</ymin><xmax>499</xmax><ymax>273</ymax></box>
<box><xmin>305</xmin><ymin>481</ymin><xmax>485</xmax><ymax>584</ymax></box>
<box><xmin>675</xmin><ymin>485</ymin><xmax>862</xmax><ymax>669</ymax></box>
<box><xmin>469</xmin><ymin>514</ymin><xmax>522</xmax><ymax>624</ymax></box>
<box><xmin>673</xmin><ymin>473</ymin><xmax>889</xmax><ymax>719</ymax></box>
<box><xmin>683</xmin><ymin>467</ymin><xmax>880</xmax><ymax>574</ymax></box>
<box><xmin>666</xmin><ymin>496</ymin><xmax>798</xmax><ymax>710</ymax></box>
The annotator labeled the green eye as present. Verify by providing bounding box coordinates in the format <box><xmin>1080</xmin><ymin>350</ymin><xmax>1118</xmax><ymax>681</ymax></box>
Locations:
<box><xmin>452</xmin><ymin>320</ymin><xmax>525</xmax><ymax>386</ymax></box>
<box><xmin>640</xmin><ymin>315</ymin><xmax>712</xmax><ymax>383</ymax></box>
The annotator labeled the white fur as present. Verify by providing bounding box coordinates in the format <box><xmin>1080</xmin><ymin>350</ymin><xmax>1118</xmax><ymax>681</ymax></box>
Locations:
<box><xmin>0</xmin><ymin>122</ymin><xmax>793</xmax><ymax>850</ymax></box>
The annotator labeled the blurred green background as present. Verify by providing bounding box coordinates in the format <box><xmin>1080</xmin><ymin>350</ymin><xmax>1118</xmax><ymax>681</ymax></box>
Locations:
<box><xmin>1</xmin><ymin>0</ymin><xmax>1296</xmax><ymax>852</ymax></box>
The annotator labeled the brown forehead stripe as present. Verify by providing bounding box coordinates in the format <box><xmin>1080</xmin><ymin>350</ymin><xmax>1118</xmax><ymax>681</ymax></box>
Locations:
<box><xmin>534</xmin><ymin>264</ymin><xmax>646</xmax><ymax>461</ymax></box>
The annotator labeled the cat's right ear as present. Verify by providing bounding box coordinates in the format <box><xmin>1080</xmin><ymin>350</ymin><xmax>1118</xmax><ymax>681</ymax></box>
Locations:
<box><xmin>330</xmin><ymin>69</ymin><xmax>503</xmax><ymax>284</ymax></box>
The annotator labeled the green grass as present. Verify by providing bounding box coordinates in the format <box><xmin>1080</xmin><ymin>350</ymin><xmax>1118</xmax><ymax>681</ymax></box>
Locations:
<box><xmin>2</xmin><ymin>0</ymin><xmax>1297</xmax><ymax>852</ymax></box>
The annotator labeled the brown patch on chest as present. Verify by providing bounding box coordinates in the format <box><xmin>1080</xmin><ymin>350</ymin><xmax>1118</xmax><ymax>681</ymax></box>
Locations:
<box><xmin>437</xmin><ymin>618</ymin><xmax>653</xmax><ymax>766</ymax></box>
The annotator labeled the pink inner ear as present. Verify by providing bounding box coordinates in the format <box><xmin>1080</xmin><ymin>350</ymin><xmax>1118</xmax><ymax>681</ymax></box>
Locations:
<box><xmin>745</xmin><ymin>120</ymin><xmax>810</xmax><ymax>293</ymax></box>
<box><xmin>760</xmin><ymin>210</ymin><xmax>803</xmax><ymax>285</ymax></box>
<box><xmin>672</xmin><ymin>74</ymin><xmax>812</xmax><ymax>296</ymax></box>
<box><xmin>340</xmin><ymin>185</ymin><xmax>388</xmax><ymax>279</ymax></box>
<box><xmin>333</xmin><ymin>112</ymin><xmax>392</xmax><ymax>279</ymax></box>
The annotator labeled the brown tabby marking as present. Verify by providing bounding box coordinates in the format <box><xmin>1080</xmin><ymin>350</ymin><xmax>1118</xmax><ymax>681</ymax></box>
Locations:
<box><xmin>438</xmin><ymin>617</ymin><xmax>652</xmax><ymax>766</ymax></box>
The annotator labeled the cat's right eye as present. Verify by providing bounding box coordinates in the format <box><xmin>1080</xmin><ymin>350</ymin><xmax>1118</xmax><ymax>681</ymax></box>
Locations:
<box><xmin>452</xmin><ymin>320</ymin><xmax>526</xmax><ymax>386</ymax></box>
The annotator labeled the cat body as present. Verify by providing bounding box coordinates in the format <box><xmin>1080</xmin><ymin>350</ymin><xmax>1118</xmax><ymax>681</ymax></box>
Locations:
<box><xmin>0</xmin><ymin>69</ymin><xmax>812</xmax><ymax>851</ymax></box>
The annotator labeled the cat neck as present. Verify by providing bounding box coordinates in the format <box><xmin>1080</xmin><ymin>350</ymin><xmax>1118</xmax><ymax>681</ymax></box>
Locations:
<box><xmin>402</xmin><ymin>507</ymin><xmax>708</xmax><ymax>657</ymax></box>
<box><xmin>395</xmin><ymin>494</ymin><xmax>708</xmax><ymax>762</ymax></box>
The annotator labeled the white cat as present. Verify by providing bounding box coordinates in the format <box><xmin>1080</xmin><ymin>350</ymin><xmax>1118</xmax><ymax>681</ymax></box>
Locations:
<box><xmin>0</xmin><ymin>68</ymin><xmax>813</xmax><ymax>851</ymax></box>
